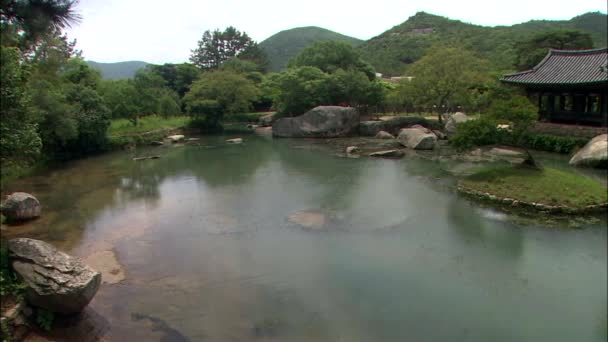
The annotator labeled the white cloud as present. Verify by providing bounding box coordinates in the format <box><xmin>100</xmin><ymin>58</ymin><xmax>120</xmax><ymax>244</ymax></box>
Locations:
<box><xmin>66</xmin><ymin>0</ymin><xmax>607</xmax><ymax>64</ymax></box>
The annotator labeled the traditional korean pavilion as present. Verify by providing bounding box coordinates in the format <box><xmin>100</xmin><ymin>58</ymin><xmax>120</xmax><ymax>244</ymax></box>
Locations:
<box><xmin>501</xmin><ymin>48</ymin><xmax>608</xmax><ymax>126</ymax></box>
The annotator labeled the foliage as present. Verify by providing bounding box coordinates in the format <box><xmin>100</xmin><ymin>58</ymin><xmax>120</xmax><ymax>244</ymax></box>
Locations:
<box><xmin>0</xmin><ymin>45</ymin><xmax>42</xmax><ymax>171</ymax></box>
<box><xmin>461</xmin><ymin>165</ymin><xmax>607</xmax><ymax>208</ymax></box>
<box><xmin>330</xmin><ymin>69</ymin><xmax>386</xmax><ymax>111</ymax></box>
<box><xmin>514</xmin><ymin>29</ymin><xmax>594</xmax><ymax>70</ymax></box>
<box><xmin>450</xmin><ymin>118</ymin><xmax>507</xmax><ymax>151</ymax></box>
<box><xmin>486</xmin><ymin>95</ymin><xmax>537</xmax><ymax>139</ymax></box>
<box><xmin>259</xmin><ymin>26</ymin><xmax>363</xmax><ymax>72</ymax></box>
<box><xmin>36</xmin><ymin>309</ymin><xmax>54</xmax><ymax>331</ymax></box>
<box><xmin>0</xmin><ymin>0</ymin><xmax>81</xmax><ymax>51</ymax></box>
<box><xmin>521</xmin><ymin>133</ymin><xmax>588</xmax><ymax>154</ymax></box>
<box><xmin>269</xmin><ymin>66</ymin><xmax>331</xmax><ymax>116</ymax></box>
<box><xmin>401</xmin><ymin>46</ymin><xmax>490</xmax><ymax>122</ymax></box>
<box><xmin>183</xmin><ymin>71</ymin><xmax>259</xmax><ymax>130</ymax></box>
<box><xmin>190</xmin><ymin>26</ymin><xmax>258</xmax><ymax>70</ymax></box>
<box><xmin>147</xmin><ymin>63</ymin><xmax>200</xmax><ymax>98</ymax></box>
<box><xmin>288</xmin><ymin>41</ymin><xmax>375</xmax><ymax>80</ymax></box>
<box><xmin>0</xmin><ymin>246</ymin><xmax>26</xmax><ymax>298</ymax></box>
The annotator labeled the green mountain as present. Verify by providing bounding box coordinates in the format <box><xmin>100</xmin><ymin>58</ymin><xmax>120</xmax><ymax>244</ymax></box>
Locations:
<box><xmin>259</xmin><ymin>26</ymin><xmax>363</xmax><ymax>72</ymax></box>
<box><xmin>86</xmin><ymin>60</ymin><xmax>150</xmax><ymax>79</ymax></box>
<box><xmin>359</xmin><ymin>11</ymin><xmax>608</xmax><ymax>76</ymax></box>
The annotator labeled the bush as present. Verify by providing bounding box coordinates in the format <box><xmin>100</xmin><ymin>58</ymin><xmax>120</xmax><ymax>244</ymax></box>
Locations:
<box><xmin>187</xmin><ymin>99</ymin><xmax>224</xmax><ymax>132</ymax></box>
<box><xmin>521</xmin><ymin>133</ymin><xmax>588</xmax><ymax>154</ymax></box>
<box><xmin>450</xmin><ymin>118</ymin><xmax>511</xmax><ymax>151</ymax></box>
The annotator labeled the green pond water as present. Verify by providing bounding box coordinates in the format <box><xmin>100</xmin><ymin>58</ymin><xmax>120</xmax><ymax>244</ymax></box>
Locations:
<box><xmin>3</xmin><ymin>135</ymin><xmax>607</xmax><ymax>341</ymax></box>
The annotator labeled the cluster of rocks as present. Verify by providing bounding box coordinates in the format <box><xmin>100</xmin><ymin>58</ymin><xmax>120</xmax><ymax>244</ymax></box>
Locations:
<box><xmin>272</xmin><ymin>106</ymin><xmax>359</xmax><ymax>138</ymax></box>
<box><xmin>1</xmin><ymin>193</ymin><xmax>103</xmax><ymax>340</ymax></box>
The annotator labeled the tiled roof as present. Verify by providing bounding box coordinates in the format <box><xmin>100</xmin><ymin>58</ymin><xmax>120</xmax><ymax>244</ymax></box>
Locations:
<box><xmin>501</xmin><ymin>48</ymin><xmax>608</xmax><ymax>86</ymax></box>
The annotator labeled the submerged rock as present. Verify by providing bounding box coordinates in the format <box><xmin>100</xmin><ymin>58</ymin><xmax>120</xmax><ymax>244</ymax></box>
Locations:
<box><xmin>8</xmin><ymin>238</ymin><xmax>101</xmax><ymax>314</ymax></box>
<box><xmin>287</xmin><ymin>210</ymin><xmax>327</xmax><ymax>230</ymax></box>
<box><xmin>1</xmin><ymin>192</ymin><xmax>41</xmax><ymax>222</ymax></box>
<box><xmin>272</xmin><ymin>106</ymin><xmax>359</xmax><ymax>138</ymax></box>
<box><xmin>398</xmin><ymin>128</ymin><xmax>437</xmax><ymax>150</ymax></box>
<box><xmin>569</xmin><ymin>134</ymin><xmax>607</xmax><ymax>168</ymax></box>
<box><xmin>226</xmin><ymin>138</ymin><xmax>243</xmax><ymax>144</ymax></box>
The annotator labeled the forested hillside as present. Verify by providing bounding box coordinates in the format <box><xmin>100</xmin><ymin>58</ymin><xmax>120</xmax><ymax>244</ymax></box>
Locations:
<box><xmin>259</xmin><ymin>26</ymin><xmax>363</xmax><ymax>71</ymax></box>
<box><xmin>86</xmin><ymin>60</ymin><xmax>150</xmax><ymax>79</ymax></box>
<box><xmin>359</xmin><ymin>11</ymin><xmax>607</xmax><ymax>76</ymax></box>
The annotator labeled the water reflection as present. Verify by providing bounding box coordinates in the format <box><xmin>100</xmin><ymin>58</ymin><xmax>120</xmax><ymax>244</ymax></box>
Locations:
<box><xmin>1</xmin><ymin>135</ymin><xmax>605</xmax><ymax>341</ymax></box>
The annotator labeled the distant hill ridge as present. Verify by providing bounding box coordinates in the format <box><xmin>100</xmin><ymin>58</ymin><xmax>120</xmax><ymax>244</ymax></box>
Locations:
<box><xmin>259</xmin><ymin>26</ymin><xmax>363</xmax><ymax>72</ymax></box>
<box><xmin>87</xmin><ymin>11</ymin><xmax>607</xmax><ymax>78</ymax></box>
<box><xmin>86</xmin><ymin>60</ymin><xmax>150</xmax><ymax>80</ymax></box>
<box><xmin>359</xmin><ymin>11</ymin><xmax>608</xmax><ymax>76</ymax></box>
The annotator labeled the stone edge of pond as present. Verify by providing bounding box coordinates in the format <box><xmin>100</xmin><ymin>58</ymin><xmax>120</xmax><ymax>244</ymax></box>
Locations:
<box><xmin>456</xmin><ymin>184</ymin><xmax>608</xmax><ymax>215</ymax></box>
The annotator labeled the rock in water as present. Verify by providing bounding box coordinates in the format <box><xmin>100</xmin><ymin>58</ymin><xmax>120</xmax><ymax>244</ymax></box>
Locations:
<box><xmin>368</xmin><ymin>149</ymin><xmax>405</xmax><ymax>158</ymax></box>
<box><xmin>8</xmin><ymin>238</ymin><xmax>101</xmax><ymax>314</ymax></box>
<box><xmin>167</xmin><ymin>135</ymin><xmax>185</xmax><ymax>143</ymax></box>
<box><xmin>345</xmin><ymin>146</ymin><xmax>360</xmax><ymax>154</ymax></box>
<box><xmin>226</xmin><ymin>138</ymin><xmax>243</xmax><ymax>144</ymax></box>
<box><xmin>272</xmin><ymin>106</ymin><xmax>359</xmax><ymax>138</ymax></box>
<box><xmin>569</xmin><ymin>134</ymin><xmax>608</xmax><ymax>168</ymax></box>
<box><xmin>1</xmin><ymin>192</ymin><xmax>41</xmax><ymax>222</ymax></box>
<box><xmin>445</xmin><ymin>112</ymin><xmax>471</xmax><ymax>136</ymax></box>
<box><xmin>398</xmin><ymin>128</ymin><xmax>437</xmax><ymax>150</ymax></box>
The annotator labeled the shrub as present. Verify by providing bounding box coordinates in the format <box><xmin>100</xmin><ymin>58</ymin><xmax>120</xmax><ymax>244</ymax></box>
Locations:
<box><xmin>450</xmin><ymin>118</ymin><xmax>511</xmax><ymax>151</ymax></box>
<box><xmin>521</xmin><ymin>133</ymin><xmax>588</xmax><ymax>154</ymax></box>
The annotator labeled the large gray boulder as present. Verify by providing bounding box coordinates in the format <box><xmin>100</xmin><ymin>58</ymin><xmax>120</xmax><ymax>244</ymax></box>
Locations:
<box><xmin>398</xmin><ymin>128</ymin><xmax>437</xmax><ymax>150</ymax></box>
<box><xmin>1</xmin><ymin>192</ymin><xmax>41</xmax><ymax>222</ymax></box>
<box><xmin>445</xmin><ymin>112</ymin><xmax>471</xmax><ymax>136</ymax></box>
<box><xmin>8</xmin><ymin>238</ymin><xmax>101</xmax><ymax>314</ymax></box>
<box><xmin>272</xmin><ymin>106</ymin><xmax>359</xmax><ymax>138</ymax></box>
<box><xmin>569</xmin><ymin>134</ymin><xmax>608</xmax><ymax>168</ymax></box>
<box><xmin>360</xmin><ymin>116</ymin><xmax>433</xmax><ymax>136</ymax></box>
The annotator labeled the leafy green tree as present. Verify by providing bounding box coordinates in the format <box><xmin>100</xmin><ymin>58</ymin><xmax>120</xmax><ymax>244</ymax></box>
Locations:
<box><xmin>190</xmin><ymin>26</ymin><xmax>257</xmax><ymax>70</ymax></box>
<box><xmin>158</xmin><ymin>92</ymin><xmax>181</xmax><ymax>118</ymax></box>
<box><xmin>0</xmin><ymin>45</ymin><xmax>42</xmax><ymax>170</ymax></box>
<box><xmin>403</xmin><ymin>46</ymin><xmax>490</xmax><ymax>124</ymax></box>
<box><xmin>148</xmin><ymin>63</ymin><xmax>200</xmax><ymax>98</ymax></box>
<box><xmin>183</xmin><ymin>71</ymin><xmax>259</xmax><ymax>129</ymax></box>
<box><xmin>98</xmin><ymin>79</ymin><xmax>140</xmax><ymax>119</ymax></box>
<box><xmin>330</xmin><ymin>69</ymin><xmax>385</xmax><ymax>111</ymax></box>
<box><xmin>288</xmin><ymin>41</ymin><xmax>375</xmax><ymax>79</ymax></box>
<box><xmin>515</xmin><ymin>29</ymin><xmax>594</xmax><ymax>70</ymax></box>
<box><xmin>271</xmin><ymin>66</ymin><xmax>331</xmax><ymax>116</ymax></box>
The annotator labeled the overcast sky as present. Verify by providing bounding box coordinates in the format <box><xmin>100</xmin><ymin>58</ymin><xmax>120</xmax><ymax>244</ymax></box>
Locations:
<box><xmin>65</xmin><ymin>0</ymin><xmax>607</xmax><ymax>64</ymax></box>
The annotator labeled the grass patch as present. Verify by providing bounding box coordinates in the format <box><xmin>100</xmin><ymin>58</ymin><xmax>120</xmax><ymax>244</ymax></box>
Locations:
<box><xmin>108</xmin><ymin>115</ymin><xmax>190</xmax><ymax>136</ymax></box>
<box><xmin>460</xmin><ymin>165</ymin><xmax>607</xmax><ymax>208</ymax></box>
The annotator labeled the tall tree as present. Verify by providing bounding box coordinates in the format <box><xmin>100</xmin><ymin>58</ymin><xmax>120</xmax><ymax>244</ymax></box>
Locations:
<box><xmin>402</xmin><ymin>46</ymin><xmax>490</xmax><ymax>124</ymax></box>
<box><xmin>190</xmin><ymin>26</ymin><xmax>256</xmax><ymax>70</ymax></box>
<box><xmin>515</xmin><ymin>29</ymin><xmax>594</xmax><ymax>70</ymax></box>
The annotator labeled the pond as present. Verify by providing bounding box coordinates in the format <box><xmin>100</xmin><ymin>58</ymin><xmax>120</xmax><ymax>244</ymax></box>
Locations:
<box><xmin>3</xmin><ymin>135</ymin><xmax>607</xmax><ymax>341</ymax></box>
